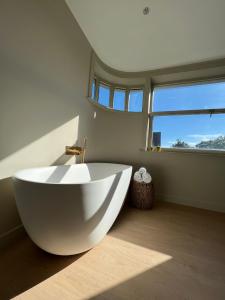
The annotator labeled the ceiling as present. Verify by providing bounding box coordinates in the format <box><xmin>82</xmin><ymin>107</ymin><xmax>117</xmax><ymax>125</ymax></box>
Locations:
<box><xmin>66</xmin><ymin>0</ymin><xmax>225</xmax><ymax>72</ymax></box>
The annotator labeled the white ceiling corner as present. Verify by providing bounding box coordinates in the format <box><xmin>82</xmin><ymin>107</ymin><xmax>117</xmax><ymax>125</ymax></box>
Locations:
<box><xmin>66</xmin><ymin>0</ymin><xmax>225</xmax><ymax>72</ymax></box>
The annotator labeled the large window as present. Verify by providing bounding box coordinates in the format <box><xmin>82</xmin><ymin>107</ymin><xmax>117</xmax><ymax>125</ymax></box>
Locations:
<box><xmin>150</xmin><ymin>80</ymin><xmax>225</xmax><ymax>152</ymax></box>
<box><xmin>90</xmin><ymin>77</ymin><xmax>144</xmax><ymax>112</ymax></box>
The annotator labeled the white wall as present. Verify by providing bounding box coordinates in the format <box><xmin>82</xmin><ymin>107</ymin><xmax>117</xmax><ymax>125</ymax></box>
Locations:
<box><xmin>88</xmin><ymin>57</ymin><xmax>225</xmax><ymax>213</ymax></box>
<box><xmin>0</xmin><ymin>0</ymin><xmax>94</xmax><ymax>236</ymax></box>
<box><xmin>88</xmin><ymin>106</ymin><xmax>225</xmax><ymax>212</ymax></box>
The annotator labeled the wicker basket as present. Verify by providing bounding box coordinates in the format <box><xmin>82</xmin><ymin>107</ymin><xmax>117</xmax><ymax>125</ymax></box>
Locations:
<box><xmin>130</xmin><ymin>180</ymin><xmax>154</xmax><ymax>209</ymax></box>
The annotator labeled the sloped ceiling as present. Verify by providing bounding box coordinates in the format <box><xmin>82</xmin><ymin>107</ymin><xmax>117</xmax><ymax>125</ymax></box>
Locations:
<box><xmin>66</xmin><ymin>0</ymin><xmax>225</xmax><ymax>72</ymax></box>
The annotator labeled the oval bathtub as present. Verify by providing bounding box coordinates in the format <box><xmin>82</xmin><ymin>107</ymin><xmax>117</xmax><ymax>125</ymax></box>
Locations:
<box><xmin>13</xmin><ymin>163</ymin><xmax>132</xmax><ymax>255</ymax></box>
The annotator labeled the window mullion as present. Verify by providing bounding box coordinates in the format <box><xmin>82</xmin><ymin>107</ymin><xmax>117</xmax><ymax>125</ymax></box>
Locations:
<box><xmin>149</xmin><ymin>108</ymin><xmax>225</xmax><ymax>117</ymax></box>
<box><xmin>146</xmin><ymin>79</ymin><xmax>152</xmax><ymax>150</ymax></box>
<box><xmin>95</xmin><ymin>78</ymin><xmax>100</xmax><ymax>102</ymax></box>
<box><xmin>125</xmin><ymin>89</ymin><xmax>129</xmax><ymax>111</ymax></box>
<box><xmin>109</xmin><ymin>86</ymin><xmax>114</xmax><ymax>109</ymax></box>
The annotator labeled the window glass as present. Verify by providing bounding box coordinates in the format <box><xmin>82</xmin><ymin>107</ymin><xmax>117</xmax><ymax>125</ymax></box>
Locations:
<box><xmin>128</xmin><ymin>90</ymin><xmax>143</xmax><ymax>112</ymax></box>
<box><xmin>90</xmin><ymin>79</ymin><xmax>144</xmax><ymax>113</ymax></box>
<box><xmin>153</xmin><ymin>81</ymin><xmax>225</xmax><ymax>112</ymax></box>
<box><xmin>152</xmin><ymin>114</ymin><xmax>225</xmax><ymax>150</ymax></box>
<box><xmin>98</xmin><ymin>84</ymin><xmax>110</xmax><ymax>107</ymax></box>
<box><xmin>113</xmin><ymin>89</ymin><xmax>125</xmax><ymax>111</ymax></box>
<box><xmin>91</xmin><ymin>80</ymin><xmax>96</xmax><ymax>100</ymax></box>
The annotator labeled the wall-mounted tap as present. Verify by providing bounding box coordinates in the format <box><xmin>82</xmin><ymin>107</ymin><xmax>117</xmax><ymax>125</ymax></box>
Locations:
<box><xmin>65</xmin><ymin>137</ymin><xmax>87</xmax><ymax>163</ymax></box>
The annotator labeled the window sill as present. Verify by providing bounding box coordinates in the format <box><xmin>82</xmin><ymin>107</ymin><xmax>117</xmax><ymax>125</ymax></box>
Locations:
<box><xmin>87</xmin><ymin>97</ymin><xmax>143</xmax><ymax>114</ymax></box>
<box><xmin>142</xmin><ymin>147</ymin><xmax>225</xmax><ymax>156</ymax></box>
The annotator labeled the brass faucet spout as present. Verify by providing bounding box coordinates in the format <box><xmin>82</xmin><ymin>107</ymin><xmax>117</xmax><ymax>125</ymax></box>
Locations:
<box><xmin>65</xmin><ymin>137</ymin><xmax>87</xmax><ymax>163</ymax></box>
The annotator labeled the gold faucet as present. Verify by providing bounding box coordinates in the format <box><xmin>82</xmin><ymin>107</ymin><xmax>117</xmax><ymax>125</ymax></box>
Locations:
<box><xmin>65</xmin><ymin>137</ymin><xmax>87</xmax><ymax>163</ymax></box>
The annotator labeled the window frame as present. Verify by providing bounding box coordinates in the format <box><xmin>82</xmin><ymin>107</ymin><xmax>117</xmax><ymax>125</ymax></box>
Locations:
<box><xmin>91</xmin><ymin>78</ymin><xmax>97</xmax><ymax>100</ymax></box>
<box><xmin>89</xmin><ymin>75</ymin><xmax>145</xmax><ymax>113</ymax></box>
<box><xmin>148</xmin><ymin>78</ymin><xmax>225</xmax><ymax>154</ymax></box>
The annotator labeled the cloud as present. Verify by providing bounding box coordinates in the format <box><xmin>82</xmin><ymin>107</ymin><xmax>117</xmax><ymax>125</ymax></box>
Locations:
<box><xmin>188</xmin><ymin>133</ymin><xmax>223</xmax><ymax>141</ymax></box>
<box><xmin>187</xmin><ymin>142</ymin><xmax>196</xmax><ymax>147</ymax></box>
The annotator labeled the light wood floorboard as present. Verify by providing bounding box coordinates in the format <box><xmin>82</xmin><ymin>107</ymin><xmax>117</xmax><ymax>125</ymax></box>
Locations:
<box><xmin>1</xmin><ymin>202</ymin><xmax>225</xmax><ymax>300</ymax></box>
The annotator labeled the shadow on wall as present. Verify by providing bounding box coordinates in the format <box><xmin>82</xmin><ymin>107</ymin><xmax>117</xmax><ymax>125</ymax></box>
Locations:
<box><xmin>0</xmin><ymin>0</ymin><xmax>92</xmax><ymax>163</ymax></box>
<box><xmin>0</xmin><ymin>0</ymin><xmax>93</xmax><ymax>235</ymax></box>
<box><xmin>0</xmin><ymin>117</ymin><xmax>81</xmax><ymax>236</ymax></box>
<box><xmin>0</xmin><ymin>117</ymin><xmax>80</xmax><ymax>180</ymax></box>
<box><xmin>0</xmin><ymin>50</ymin><xmax>78</xmax><ymax>161</ymax></box>
<box><xmin>52</xmin><ymin>153</ymin><xmax>74</xmax><ymax>166</ymax></box>
<box><xmin>0</xmin><ymin>178</ymin><xmax>21</xmax><ymax>236</ymax></box>
<box><xmin>0</xmin><ymin>112</ymin><xmax>99</xmax><ymax>236</ymax></box>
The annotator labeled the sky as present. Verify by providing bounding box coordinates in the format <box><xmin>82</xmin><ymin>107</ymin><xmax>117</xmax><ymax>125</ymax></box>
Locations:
<box><xmin>153</xmin><ymin>81</ymin><xmax>225</xmax><ymax>148</ymax></box>
<box><xmin>92</xmin><ymin>82</ymin><xmax>143</xmax><ymax>112</ymax></box>
<box><xmin>113</xmin><ymin>89</ymin><xmax>125</xmax><ymax>111</ymax></box>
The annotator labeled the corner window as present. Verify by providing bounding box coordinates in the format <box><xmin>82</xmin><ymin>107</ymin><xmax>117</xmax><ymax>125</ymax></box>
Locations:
<box><xmin>128</xmin><ymin>89</ymin><xmax>144</xmax><ymax>112</ymax></box>
<box><xmin>113</xmin><ymin>89</ymin><xmax>125</xmax><ymax>111</ymax></box>
<box><xmin>150</xmin><ymin>80</ymin><xmax>225</xmax><ymax>152</ymax></box>
<box><xmin>98</xmin><ymin>84</ymin><xmax>110</xmax><ymax>107</ymax></box>
<box><xmin>89</xmin><ymin>76</ymin><xmax>144</xmax><ymax>113</ymax></box>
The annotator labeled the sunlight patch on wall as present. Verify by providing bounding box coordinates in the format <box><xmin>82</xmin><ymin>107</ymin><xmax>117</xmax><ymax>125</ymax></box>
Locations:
<box><xmin>0</xmin><ymin>116</ymin><xmax>80</xmax><ymax>180</ymax></box>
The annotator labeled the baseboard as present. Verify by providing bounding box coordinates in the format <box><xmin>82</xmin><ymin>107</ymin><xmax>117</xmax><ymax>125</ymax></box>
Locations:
<box><xmin>0</xmin><ymin>225</ymin><xmax>25</xmax><ymax>250</ymax></box>
<box><xmin>156</xmin><ymin>193</ymin><xmax>225</xmax><ymax>213</ymax></box>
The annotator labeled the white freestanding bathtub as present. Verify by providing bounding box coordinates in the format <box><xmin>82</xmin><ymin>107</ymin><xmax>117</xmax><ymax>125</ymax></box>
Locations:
<box><xmin>13</xmin><ymin>163</ymin><xmax>132</xmax><ymax>255</ymax></box>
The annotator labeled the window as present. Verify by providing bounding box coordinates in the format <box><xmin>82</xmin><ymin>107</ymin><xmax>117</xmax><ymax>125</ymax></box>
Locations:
<box><xmin>113</xmin><ymin>89</ymin><xmax>125</xmax><ymax>111</ymax></box>
<box><xmin>153</xmin><ymin>81</ymin><xmax>225</xmax><ymax>112</ymax></box>
<box><xmin>91</xmin><ymin>79</ymin><xmax>96</xmax><ymax>100</ymax></box>
<box><xmin>150</xmin><ymin>80</ymin><xmax>225</xmax><ymax>152</ymax></box>
<box><xmin>89</xmin><ymin>76</ymin><xmax>144</xmax><ymax>112</ymax></box>
<box><xmin>98</xmin><ymin>84</ymin><xmax>110</xmax><ymax>107</ymax></box>
<box><xmin>129</xmin><ymin>89</ymin><xmax>144</xmax><ymax>112</ymax></box>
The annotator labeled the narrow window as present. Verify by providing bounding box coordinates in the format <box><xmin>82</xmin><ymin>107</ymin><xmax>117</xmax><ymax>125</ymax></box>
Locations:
<box><xmin>113</xmin><ymin>89</ymin><xmax>125</xmax><ymax>111</ymax></box>
<box><xmin>91</xmin><ymin>79</ymin><xmax>96</xmax><ymax>100</ymax></box>
<box><xmin>98</xmin><ymin>84</ymin><xmax>110</xmax><ymax>107</ymax></box>
<box><xmin>128</xmin><ymin>89</ymin><xmax>143</xmax><ymax>112</ymax></box>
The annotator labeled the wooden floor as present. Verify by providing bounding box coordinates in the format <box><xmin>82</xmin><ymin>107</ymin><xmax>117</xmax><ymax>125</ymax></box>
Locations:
<box><xmin>1</xmin><ymin>201</ymin><xmax>225</xmax><ymax>300</ymax></box>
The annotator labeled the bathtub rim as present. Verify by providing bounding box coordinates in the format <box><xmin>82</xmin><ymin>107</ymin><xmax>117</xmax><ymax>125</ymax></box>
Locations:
<box><xmin>12</xmin><ymin>162</ymin><xmax>133</xmax><ymax>186</ymax></box>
